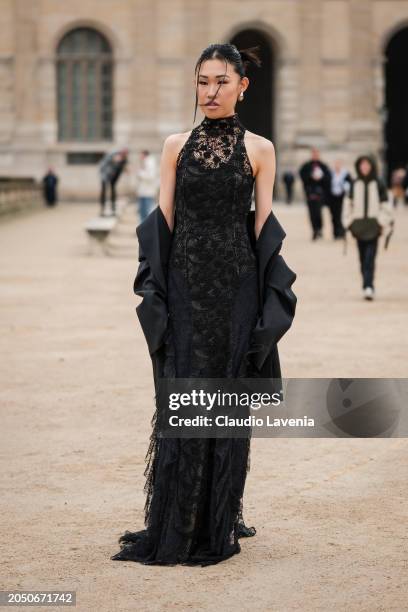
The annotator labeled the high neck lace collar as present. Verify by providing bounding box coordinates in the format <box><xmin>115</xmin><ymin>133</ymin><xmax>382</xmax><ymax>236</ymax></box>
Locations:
<box><xmin>200</xmin><ymin>112</ymin><xmax>242</xmax><ymax>133</ymax></box>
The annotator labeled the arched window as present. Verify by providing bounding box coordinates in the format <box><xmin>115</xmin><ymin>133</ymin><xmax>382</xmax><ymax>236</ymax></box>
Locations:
<box><xmin>57</xmin><ymin>27</ymin><xmax>113</xmax><ymax>141</ymax></box>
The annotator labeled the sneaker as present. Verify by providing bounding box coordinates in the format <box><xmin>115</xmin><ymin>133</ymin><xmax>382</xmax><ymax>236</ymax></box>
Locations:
<box><xmin>363</xmin><ymin>287</ymin><xmax>374</xmax><ymax>300</ymax></box>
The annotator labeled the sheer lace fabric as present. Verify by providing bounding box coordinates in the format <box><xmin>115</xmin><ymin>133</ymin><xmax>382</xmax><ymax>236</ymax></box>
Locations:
<box><xmin>111</xmin><ymin>112</ymin><xmax>258</xmax><ymax>567</ymax></box>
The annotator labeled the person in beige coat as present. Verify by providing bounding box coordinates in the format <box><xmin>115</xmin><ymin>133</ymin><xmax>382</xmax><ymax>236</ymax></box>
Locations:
<box><xmin>136</xmin><ymin>150</ymin><xmax>159</xmax><ymax>222</ymax></box>
<box><xmin>342</xmin><ymin>155</ymin><xmax>394</xmax><ymax>300</ymax></box>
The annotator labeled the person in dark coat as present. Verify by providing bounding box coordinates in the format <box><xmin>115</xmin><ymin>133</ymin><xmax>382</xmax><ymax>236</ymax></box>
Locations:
<box><xmin>328</xmin><ymin>159</ymin><xmax>352</xmax><ymax>239</ymax></box>
<box><xmin>42</xmin><ymin>167</ymin><xmax>59</xmax><ymax>207</ymax></box>
<box><xmin>342</xmin><ymin>155</ymin><xmax>394</xmax><ymax>300</ymax></box>
<box><xmin>299</xmin><ymin>148</ymin><xmax>331</xmax><ymax>240</ymax></box>
<box><xmin>282</xmin><ymin>170</ymin><xmax>295</xmax><ymax>204</ymax></box>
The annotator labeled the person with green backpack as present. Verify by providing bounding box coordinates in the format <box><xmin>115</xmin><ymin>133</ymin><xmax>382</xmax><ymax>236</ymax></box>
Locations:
<box><xmin>342</xmin><ymin>155</ymin><xmax>394</xmax><ymax>300</ymax></box>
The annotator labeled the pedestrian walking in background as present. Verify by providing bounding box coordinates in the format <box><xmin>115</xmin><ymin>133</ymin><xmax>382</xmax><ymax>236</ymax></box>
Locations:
<box><xmin>299</xmin><ymin>148</ymin><xmax>331</xmax><ymax>240</ymax></box>
<box><xmin>403</xmin><ymin>164</ymin><xmax>408</xmax><ymax>205</ymax></box>
<box><xmin>136</xmin><ymin>150</ymin><xmax>158</xmax><ymax>222</ymax></box>
<box><xmin>342</xmin><ymin>155</ymin><xmax>394</xmax><ymax>301</ymax></box>
<box><xmin>99</xmin><ymin>147</ymin><xmax>129</xmax><ymax>216</ymax></box>
<box><xmin>329</xmin><ymin>159</ymin><xmax>352</xmax><ymax>239</ymax></box>
<box><xmin>42</xmin><ymin>167</ymin><xmax>59</xmax><ymax>207</ymax></box>
<box><xmin>390</xmin><ymin>167</ymin><xmax>406</xmax><ymax>207</ymax></box>
<box><xmin>282</xmin><ymin>169</ymin><xmax>295</xmax><ymax>204</ymax></box>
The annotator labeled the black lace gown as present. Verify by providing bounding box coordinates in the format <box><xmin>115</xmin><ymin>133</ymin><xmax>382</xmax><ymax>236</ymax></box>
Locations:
<box><xmin>111</xmin><ymin>112</ymin><xmax>260</xmax><ymax>567</ymax></box>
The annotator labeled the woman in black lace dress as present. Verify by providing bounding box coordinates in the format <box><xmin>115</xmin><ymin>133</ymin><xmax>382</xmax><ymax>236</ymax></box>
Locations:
<box><xmin>111</xmin><ymin>43</ymin><xmax>297</xmax><ymax>566</ymax></box>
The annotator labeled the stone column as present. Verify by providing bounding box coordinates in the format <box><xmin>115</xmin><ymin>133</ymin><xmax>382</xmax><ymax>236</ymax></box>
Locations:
<box><xmin>129</xmin><ymin>0</ymin><xmax>158</xmax><ymax>140</ymax></box>
<box><xmin>296</xmin><ymin>0</ymin><xmax>325</xmax><ymax>147</ymax></box>
<box><xmin>277</xmin><ymin>56</ymin><xmax>301</xmax><ymax>180</ymax></box>
<box><xmin>156</xmin><ymin>0</ymin><xmax>187</xmax><ymax>135</ymax></box>
<box><xmin>37</xmin><ymin>56</ymin><xmax>56</xmax><ymax>145</ymax></box>
<box><xmin>13</xmin><ymin>0</ymin><xmax>41</xmax><ymax>145</ymax></box>
<box><xmin>0</xmin><ymin>0</ymin><xmax>15</xmax><ymax>147</ymax></box>
<box><xmin>348</xmin><ymin>0</ymin><xmax>381</xmax><ymax>153</ymax></box>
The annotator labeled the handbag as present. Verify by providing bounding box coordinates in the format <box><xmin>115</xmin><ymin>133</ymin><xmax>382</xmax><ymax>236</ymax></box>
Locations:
<box><xmin>349</xmin><ymin>217</ymin><xmax>381</xmax><ymax>241</ymax></box>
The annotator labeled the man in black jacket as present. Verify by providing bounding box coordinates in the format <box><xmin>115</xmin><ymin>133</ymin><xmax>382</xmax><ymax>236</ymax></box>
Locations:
<box><xmin>299</xmin><ymin>148</ymin><xmax>331</xmax><ymax>240</ymax></box>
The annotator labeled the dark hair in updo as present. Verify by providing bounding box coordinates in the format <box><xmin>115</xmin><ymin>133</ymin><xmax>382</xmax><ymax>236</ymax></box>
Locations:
<box><xmin>193</xmin><ymin>43</ymin><xmax>262</xmax><ymax>123</ymax></box>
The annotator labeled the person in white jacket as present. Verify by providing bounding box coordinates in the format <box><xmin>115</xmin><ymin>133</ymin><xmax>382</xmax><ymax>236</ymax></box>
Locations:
<box><xmin>342</xmin><ymin>155</ymin><xmax>394</xmax><ymax>301</ymax></box>
<box><xmin>136</xmin><ymin>150</ymin><xmax>159</xmax><ymax>221</ymax></box>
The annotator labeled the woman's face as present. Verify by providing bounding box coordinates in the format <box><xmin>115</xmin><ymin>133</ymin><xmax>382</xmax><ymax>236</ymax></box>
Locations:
<box><xmin>359</xmin><ymin>159</ymin><xmax>372</xmax><ymax>176</ymax></box>
<box><xmin>195</xmin><ymin>58</ymin><xmax>248</xmax><ymax>117</ymax></box>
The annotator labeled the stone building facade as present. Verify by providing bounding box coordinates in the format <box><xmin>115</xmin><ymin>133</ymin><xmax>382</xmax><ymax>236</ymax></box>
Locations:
<box><xmin>0</xmin><ymin>0</ymin><xmax>407</xmax><ymax>200</ymax></box>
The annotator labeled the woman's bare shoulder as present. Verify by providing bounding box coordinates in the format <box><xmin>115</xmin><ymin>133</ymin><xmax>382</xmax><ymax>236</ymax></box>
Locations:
<box><xmin>163</xmin><ymin>131</ymin><xmax>193</xmax><ymax>164</ymax></box>
<box><xmin>244</xmin><ymin>130</ymin><xmax>275</xmax><ymax>176</ymax></box>
<box><xmin>244</xmin><ymin>129</ymin><xmax>275</xmax><ymax>152</ymax></box>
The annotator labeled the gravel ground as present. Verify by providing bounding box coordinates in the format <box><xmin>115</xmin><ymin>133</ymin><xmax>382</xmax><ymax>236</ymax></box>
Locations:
<box><xmin>1</xmin><ymin>201</ymin><xmax>407</xmax><ymax>612</ymax></box>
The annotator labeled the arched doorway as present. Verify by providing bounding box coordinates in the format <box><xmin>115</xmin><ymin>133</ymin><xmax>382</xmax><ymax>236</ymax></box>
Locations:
<box><xmin>384</xmin><ymin>26</ymin><xmax>408</xmax><ymax>180</ymax></box>
<box><xmin>229</xmin><ymin>29</ymin><xmax>275</xmax><ymax>143</ymax></box>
